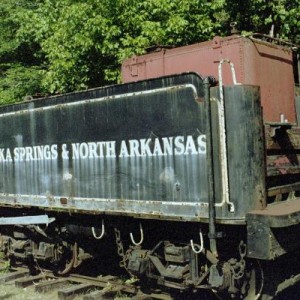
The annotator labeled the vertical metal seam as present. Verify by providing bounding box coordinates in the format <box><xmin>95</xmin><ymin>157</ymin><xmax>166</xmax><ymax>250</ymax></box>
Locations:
<box><xmin>204</xmin><ymin>77</ymin><xmax>218</xmax><ymax>256</ymax></box>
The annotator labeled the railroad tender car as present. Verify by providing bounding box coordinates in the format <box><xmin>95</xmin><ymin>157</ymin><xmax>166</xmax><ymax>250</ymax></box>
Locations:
<box><xmin>0</xmin><ymin>34</ymin><xmax>300</xmax><ymax>299</ymax></box>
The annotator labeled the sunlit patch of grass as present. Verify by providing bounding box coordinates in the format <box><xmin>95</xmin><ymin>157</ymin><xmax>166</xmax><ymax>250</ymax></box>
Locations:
<box><xmin>0</xmin><ymin>253</ymin><xmax>10</xmax><ymax>273</ymax></box>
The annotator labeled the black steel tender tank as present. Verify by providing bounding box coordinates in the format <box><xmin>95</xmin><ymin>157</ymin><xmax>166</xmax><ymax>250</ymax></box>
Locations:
<box><xmin>210</xmin><ymin>85</ymin><xmax>266</xmax><ymax>221</ymax></box>
<box><xmin>0</xmin><ymin>74</ymin><xmax>207</xmax><ymax>221</ymax></box>
<box><xmin>0</xmin><ymin>73</ymin><xmax>264</xmax><ymax>223</ymax></box>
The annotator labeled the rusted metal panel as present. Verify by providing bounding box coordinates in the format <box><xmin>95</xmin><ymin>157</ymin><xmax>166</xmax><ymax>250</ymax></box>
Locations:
<box><xmin>122</xmin><ymin>35</ymin><xmax>295</xmax><ymax>124</ymax></box>
<box><xmin>267</xmin><ymin>182</ymin><xmax>300</xmax><ymax>198</ymax></box>
<box><xmin>247</xmin><ymin>218</ymin><xmax>300</xmax><ymax>260</ymax></box>
<box><xmin>248</xmin><ymin>200</ymin><xmax>300</xmax><ymax>227</ymax></box>
<box><xmin>247</xmin><ymin>200</ymin><xmax>300</xmax><ymax>259</ymax></box>
<box><xmin>264</xmin><ymin>125</ymin><xmax>300</xmax><ymax>177</ymax></box>
<box><xmin>265</xmin><ymin>126</ymin><xmax>300</xmax><ymax>150</ymax></box>
<box><xmin>267</xmin><ymin>154</ymin><xmax>300</xmax><ymax>176</ymax></box>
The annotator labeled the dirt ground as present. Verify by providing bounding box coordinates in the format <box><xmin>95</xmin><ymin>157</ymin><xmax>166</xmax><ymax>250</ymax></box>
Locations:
<box><xmin>0</xmin><ymin>282</ymin><xmax>131</xmax><ymax>300</ymax></box>
<box><xmin>0</xmin><ymin>282</ymin><xmax>58</xmax><ymax>300</ymax></box>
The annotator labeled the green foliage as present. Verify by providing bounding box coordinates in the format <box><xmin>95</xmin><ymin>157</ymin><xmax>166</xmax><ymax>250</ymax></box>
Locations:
<box><xmin>0</xmin><ymin>0</ymin><xmax>299</xmax><ymax>104</ymax></box>
<box><xmin>15</xmin><ymin>0</ymin><xmax>227</xmax><ymax>93</ymax></box>
<box><xmin>0</xmin><ymin>252</ymin><xmax>10</xmax><ymax>273</ymax></box>
<box><xmin>0</xmin><ymin>0</ymin><xmax>45</xmax><ymax>104</ymax></box>
<box><xmin>225</xmin><ymin>0</ymin><xmax>300</xmax><ymax>41</ymax></box>
<box><xmin>0</xmin><ymin>65</ymin><xmax>42</xmax><ymax>105</ymax></box>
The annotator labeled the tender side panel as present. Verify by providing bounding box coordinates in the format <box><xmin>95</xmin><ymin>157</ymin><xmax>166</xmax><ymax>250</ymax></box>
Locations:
<box><xmin>210</xmin><ymin>85</ymin><xmax>266</xmax><ymax>219</ymax></box>
<box><xmin>0</xmin><ymin>74</ymin><xmax>210</xmax><ymax>220</ymax></box>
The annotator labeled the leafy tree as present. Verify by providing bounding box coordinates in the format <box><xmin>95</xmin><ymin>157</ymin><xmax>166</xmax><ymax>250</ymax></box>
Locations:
<box><xmin>0</xmin><ymin>0</ymin><xmax>44</xmax><ymax>105</ymax></box>
<box><xmin>17</xmin><ymin>0</ymin><xmax>228</xmax><ymax>93</ymax></box>
<box><xmin>0</xmin><ymin>0</ymin><xmax>299</xmax><ymax>104</ymax></box>
<box><xmin>225</xmin><ymin>0</ymin><xmax>300</xmax><ymax>41</ymax></box>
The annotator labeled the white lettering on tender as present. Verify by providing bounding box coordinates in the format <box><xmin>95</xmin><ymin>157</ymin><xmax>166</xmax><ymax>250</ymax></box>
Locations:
<box><xmin>0</xmin><ymin>134</ymin><xmax>206</xmax><ymax>162</ymax></box>
<box><xmin>72</xmin><ymin>141</ymin><xmax>117</xmax><ymax>159</ymax></box>
<box><xmin>13</xmin><ymin>144</ymin><xmax>58</xmax><ymax>162</ymax></box>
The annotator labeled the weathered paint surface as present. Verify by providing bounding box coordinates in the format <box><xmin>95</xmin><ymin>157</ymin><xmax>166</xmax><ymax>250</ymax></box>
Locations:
<box><xmin>122</xmin><ymin>35</ymin><xmax>295</xmax><ymax>124</ymax></box>
<box><xmin>210</xmin><ymin>85</ymin><xmax>266</xmax><ymax>217</ymax></box>
<box><xmin>0</xmin><ymin>74</ymin><xmax>210</xmax><ymax>220</ymax></box>
<box><xmin>0</xmin><ymin>74</ymin><xmax>266</xmax><ymax>223</ymax></box>
<box><xmin>247</xmin><ymin>200</ymin><xmax>300</xmax><ymax>259</ymax></box>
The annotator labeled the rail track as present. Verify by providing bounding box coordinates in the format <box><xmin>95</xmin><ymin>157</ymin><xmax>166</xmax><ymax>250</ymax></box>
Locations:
<box><xmin>2</xmin><ymin>260</ymin><xmax>300</xmax><ymax>299</ymax></box>
<box><xmin>0</xmin><ymin>264</ymin><xmax>174</xmax><ymax>300</ymax></box>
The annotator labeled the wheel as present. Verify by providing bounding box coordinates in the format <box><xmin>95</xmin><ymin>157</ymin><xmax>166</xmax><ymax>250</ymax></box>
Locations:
<box><xmin>242</xmin><ymin>260</ymin><xmax>273</xmax><ymax>300</ymax></box>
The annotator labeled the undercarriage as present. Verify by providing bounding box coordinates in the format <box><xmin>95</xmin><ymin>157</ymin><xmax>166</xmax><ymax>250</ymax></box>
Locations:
<box><xmin>1</xmin><ymin>213</ymin><xmax>298</xmax><ymax>299</ymax></box>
